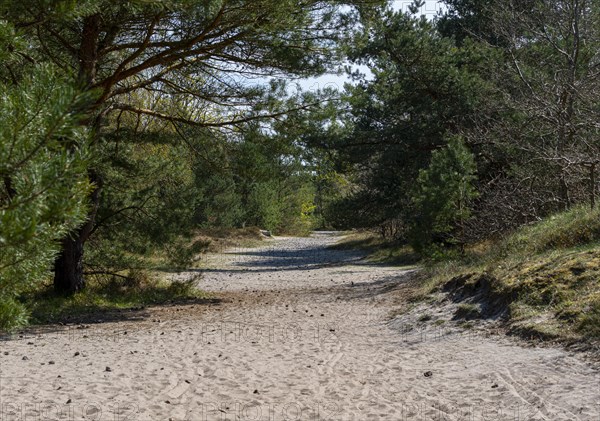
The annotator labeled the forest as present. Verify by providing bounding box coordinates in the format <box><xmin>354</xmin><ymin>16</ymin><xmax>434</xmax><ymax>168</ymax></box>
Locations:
<box><xmin>1</xmin><ymin>0</ymin><xmax>600</xmax><ymax>331</ymax></box>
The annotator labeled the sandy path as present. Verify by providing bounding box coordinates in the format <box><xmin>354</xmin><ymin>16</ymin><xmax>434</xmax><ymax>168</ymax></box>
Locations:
<box><xmin>1</xmin><ymin>232</ymin><xmax>598</xmax><ymax>420</ymax></box>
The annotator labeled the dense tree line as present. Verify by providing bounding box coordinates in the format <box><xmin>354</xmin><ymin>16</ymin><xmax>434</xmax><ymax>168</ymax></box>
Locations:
<box><xmin>318</xmin><ymin>0</ymin><xmax>600</xmax><ymax>255</ymax></box>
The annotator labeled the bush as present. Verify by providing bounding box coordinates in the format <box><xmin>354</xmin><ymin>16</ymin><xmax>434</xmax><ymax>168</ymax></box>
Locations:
<box><xmin>26</xmin><ymin>274</ymin><xmax>206</xmax><ymax>326</ymax></box>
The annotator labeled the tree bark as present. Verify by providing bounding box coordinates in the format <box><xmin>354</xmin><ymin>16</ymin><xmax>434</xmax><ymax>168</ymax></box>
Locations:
<box><xmin>53</xmin><ymin>172</ymin><xmax>102</xmax><ymax>294</ymax></box>
<box><xmin>53</xmin><ymin>232</ymin><xmax>86</xmax><ymax>294</ymax></box>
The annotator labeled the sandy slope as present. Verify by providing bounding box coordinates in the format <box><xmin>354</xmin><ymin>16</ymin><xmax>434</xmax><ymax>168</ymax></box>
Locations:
<box><xmin>0</xmin><ymin>232</ymin><xmax>598</xmax><ymax>420</ymax></box>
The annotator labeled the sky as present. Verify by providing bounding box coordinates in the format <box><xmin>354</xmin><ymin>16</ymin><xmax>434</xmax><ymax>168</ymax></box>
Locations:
<box><xmin>296</xmin><ymin>0</ymin><xmax>446</xmax><ymax>93</ymax></box>
<box><xmin>394</xmin><ymin>0</ymin><xmax>445</xmax><ymax>16</ymax></box>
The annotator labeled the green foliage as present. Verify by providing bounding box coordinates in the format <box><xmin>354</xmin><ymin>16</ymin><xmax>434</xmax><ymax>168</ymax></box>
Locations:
<box><xmin>325</xmin><ymin>8</ymin><xmax>487</xmax><ymax>232</ymax></box>
<box><xmin>85</xmin><ymin>103</ymin><xmax>323</xmax><ymax>275</ymax></box>
<box><xmin>196</xmin><ymin>175</ymin><xmax>244</xmax><ymax>229</ymax></box>
<box><xmin>0</xmin><ymin>61</ymin><xmax>92</xmax><ymax>331</ymax></box>
<box><xmin>0</xmin><ymin>298</ymin><xmax>29</xmax><ymax>332</ymax></box>
<box><xmin>0</xmin><ymin>0</ymin><xmax>384</xmax><ymax>295</ymax></box>
<box><xmin>85</xmin><ymin>127</ymin><xmax>201</xmax><ymax>272</ymax></box>
<box><xmin>247</xmin><ymin>181</ymin><xmax>284</xmax><ymax>232</ymax></box>
<box><xmin>410</xmin><ymin>137</ymin><xmax>478</xmax><ymax>253</ymax></box>
<box><xmin>0</xmin><ymin>20</ymin><xmax>26</xmax><ymax>65</ymax></box>
<box><xmin>324</xmin><ymin>0</ymin><xmax>600</xmax><ymax>248</ymax></box>
<box><xmin>437</xmin><ymin>0</ymin><xmax>500</xmax><ymax>45</ymax></box>
<box><xmin>191</xmin><ymin>122</ymin><xmax>319</xmax><ymax>235</ymax></box>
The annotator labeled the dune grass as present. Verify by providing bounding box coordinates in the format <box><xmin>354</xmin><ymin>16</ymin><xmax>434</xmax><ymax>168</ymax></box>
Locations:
<box><xmin>423</xmin><ymin>205</ymin><xmax>600</xmax><ymax>344</ymax></box>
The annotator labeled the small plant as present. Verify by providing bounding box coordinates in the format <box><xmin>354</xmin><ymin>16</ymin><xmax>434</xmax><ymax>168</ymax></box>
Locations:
<box><xmin>0</xmin><ymin>298</ymin><xmax>29</xmax><ymax>332</ymax></box>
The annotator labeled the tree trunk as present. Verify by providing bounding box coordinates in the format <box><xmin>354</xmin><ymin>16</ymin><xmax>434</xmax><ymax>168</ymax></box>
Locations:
<box><xmin>560</xmin><ymin>172</ymin><xmax>571</xmax><ymax>210</ymax></box>
<box><xmin>53</xmin><ymin>232</ymin><xmax>86</xmax><ymax>294</ymax></box>
<box><xmin>53</xmin><ymin>172</ymin><xmax>102</xmax><ymax>294</ymax></box>
<box><xmin>53</xmin><ymin>14</ymin><xmax>103</xmax><ymax>295</ymax></box>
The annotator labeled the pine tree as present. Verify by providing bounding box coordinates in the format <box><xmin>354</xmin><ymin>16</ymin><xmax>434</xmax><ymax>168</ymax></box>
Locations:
<box><xmin>0</xmin><ymin>20</ymin><xmax>92</xmax><ymax>328</ymax></box>
<box><xmin>410</xmin><ymin>137</ymin><xmax>478</xmax><ymax>254</ymax></box>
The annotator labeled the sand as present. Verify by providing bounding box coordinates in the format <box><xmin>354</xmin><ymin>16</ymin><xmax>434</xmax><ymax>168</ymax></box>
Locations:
<box><xmin>0</xmin><ymin>232</ymin><xmax>598</xmax><ymax>420</ymax></box>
